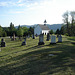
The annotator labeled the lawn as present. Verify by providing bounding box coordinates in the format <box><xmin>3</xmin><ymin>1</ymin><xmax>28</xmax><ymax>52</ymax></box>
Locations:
<box><xmin>0</xmin><ymin>35</ymin><xmax>75</xmax><ymax>75</ymax></box>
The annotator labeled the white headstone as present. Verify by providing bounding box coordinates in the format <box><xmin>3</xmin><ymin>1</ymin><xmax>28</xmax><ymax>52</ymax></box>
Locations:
<box><xmin>50</xmin><ymin>35</ymin><xmax>56</xmax><ymax>44</ymax></box>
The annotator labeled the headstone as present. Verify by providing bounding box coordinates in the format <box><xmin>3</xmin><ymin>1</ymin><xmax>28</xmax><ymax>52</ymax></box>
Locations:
<box><xmin>46</xmin><ymin>33</ymin><xmax>50</xmax><ymax>41</ymax></box>
<box><xmin>32</xmin><ymin>34</ymin><xmax>35</xmax><ymax>39</ymax></box>
<box><xmin>58</xmin><ymin>35</ymin><xmax>62</xmax><ymax>43</ymax></box>
<box><xmin>1</xmin><ymin>38</ymin><xmax>6</xmax><ymax>47</ymax></box>
<box><xmin>50</xmin><ymin>35</ymin><xmax>56</xmax><ymax>44</ymax></box>
<box><xmin>38</xmin><ymin>34</ymin><xmax>44</xmax><ymax>45</ymax></box>
<box><xmin>22</xmin><ymin>38</ymin><xmax>26</xmax><ymax>46</ymax></box>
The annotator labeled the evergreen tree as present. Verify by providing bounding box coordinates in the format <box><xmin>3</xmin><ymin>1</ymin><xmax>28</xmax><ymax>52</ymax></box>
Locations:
<box><xmin>0</xmin><ymin>25</ymin><xmax>3</xmax><ymax>37</ymax></box>
<box><xmin>50</xmin><ymin>29</ymin><xmax>54</xmax><ymax>34</ymax></box>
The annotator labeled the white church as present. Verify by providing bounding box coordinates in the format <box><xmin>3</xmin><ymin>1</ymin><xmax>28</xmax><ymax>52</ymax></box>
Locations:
<box><xmin>34</xmin><ymin>20</ymin><xmax>50</xmax><ymax>35</ymax></box>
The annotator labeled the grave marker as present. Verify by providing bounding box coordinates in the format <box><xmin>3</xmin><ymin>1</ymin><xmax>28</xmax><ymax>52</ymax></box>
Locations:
<box><xmin>38</xmin><ymin>34</ymin><xmax>44</xmax><ymax>45</ymax></box>
<box><xmin>1</xmin><ymin>38</ymin><xmax>6</xmax><ymax>47</ymax></box>
<box><xmin>58</xmin><ymin>35</ymin><xmax>62</xmax><ymax>43</ymax></box>
<box><xmin>50</xmin><ymin>35</ymin><xmax>56</xmax><ymax>44</ymax></box>
<box><xmin>22</xmin><ymin>38</ymin><xmax>26</xmax><ymax>46</ymax></box>
<box><xmin>46</xmin><ymin>33</ymin><xmax>50</xmax><ymax>41</ymax></box>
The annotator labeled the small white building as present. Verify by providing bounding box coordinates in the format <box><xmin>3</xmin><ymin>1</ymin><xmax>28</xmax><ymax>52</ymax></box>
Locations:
<box><xmin>34</xmin><ymin>24</ymin><xmax>50</xmax><ymax>35</ymax></box>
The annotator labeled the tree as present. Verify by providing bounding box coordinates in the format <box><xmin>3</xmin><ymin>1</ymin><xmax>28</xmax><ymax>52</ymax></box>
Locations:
<box><xmin>28</xmin><ymin>27</ymin><xmax>34</xmax><ymax>34</ymax></box>
<box><xmin>9</xmin><ymin>22</ymin><xmax>16</xmax><ymax>36</ymax></box>
<box><xmin>60</xmin><ymin>26</ymin><xmax>65</xmax><ymax>35</ymax></box>
<box><xmin>55</xmin><ymin>29</ymin><xmax>60</xmax><ymax>35</ymax></box>
<box><xmin>70</xmin><ymin>11</ymin><xmax>75</xmax><ymax>36</ymax></box>
<box><xmin>63</xmin><ymin>11</ymin><xmax>69</xmax><ymax>35</ymax></box>
<box><xmin>17</xmin><ymin>27</ymin><xmax>23</xmax><ymax>40</ymax></box>
<box><xmin>2</xmin><ymin>31</ymin><xmax>7</xmax><ymax>37</ymax></box>
<box><xmin>0</xmin><ymin>25</ymin><xmax>3</xmax><ymax>37</ymax></box>
<box><xmin>50</xmin><ymin>29</ymin><xmax>53</xmax><ymax>34</ymax></box>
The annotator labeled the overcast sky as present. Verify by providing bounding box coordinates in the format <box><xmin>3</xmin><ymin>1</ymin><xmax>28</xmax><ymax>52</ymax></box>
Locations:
<box><xmin>0</xmin><ymin>0</ymin><xmax>75</xmax><ymax>27</ymax></box>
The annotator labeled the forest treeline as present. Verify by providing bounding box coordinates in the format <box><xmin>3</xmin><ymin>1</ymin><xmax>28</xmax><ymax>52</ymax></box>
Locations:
<box><xmin>0</xmin><ymin>11</ymin><xmax>75</xmax><ymax>37</ymax></box>
<box><xmin>0</xmin><ymin>22</ymin><xmax>34</xmax><ymax>37</ymax></box>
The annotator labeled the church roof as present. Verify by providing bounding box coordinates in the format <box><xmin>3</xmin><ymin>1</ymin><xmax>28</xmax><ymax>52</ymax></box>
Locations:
<box><xmin>38</xmin><ymin>24</ymin><xmax>50</xmax><ymax>30</ymax></box>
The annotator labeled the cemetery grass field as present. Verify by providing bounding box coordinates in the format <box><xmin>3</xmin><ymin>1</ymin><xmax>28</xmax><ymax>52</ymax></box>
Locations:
<box><xmin>0</xmin><ymin>35</ymin><xmax>75</xmax><ymax>75</ymax></box>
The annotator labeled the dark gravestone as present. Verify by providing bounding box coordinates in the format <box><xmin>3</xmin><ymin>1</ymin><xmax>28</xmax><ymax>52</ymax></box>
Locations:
<box><xmin>38</xmin><ymin>34</ymin><xmax>44</xmax><ymax>45</ymax></box>
<box><xmin>1</xmin><ymin>38</ymin><xmax>6</xmax><ymax>47</ymax></box>
<box><xmin>58</xmin><ymin>35</ymin><xmax>62</xmax><ymax>43</ymax></box>
<box><xmin>46</xmin><ymin>33</ymin><xmax>50</xmax><ymax>41</ymax></box>
<box><xmin>22</xmin><ymin>38</ymin><xmax>26</xmax><ymax>46</ymax></box>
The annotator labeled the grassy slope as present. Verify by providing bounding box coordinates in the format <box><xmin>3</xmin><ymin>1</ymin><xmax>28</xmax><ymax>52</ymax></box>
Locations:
<box><xmin>0</xmin><ymin>35</ymin><xmax>75</xmax><ymax>75</ymax></box>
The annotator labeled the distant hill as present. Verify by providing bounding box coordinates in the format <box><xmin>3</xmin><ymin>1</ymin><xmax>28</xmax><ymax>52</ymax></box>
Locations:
<box><xmin>47</xmin><ymin>24</ymin><xmax>63</xmax><ymax>31</ymax></box>
<box><xmin>15</xmin><ymin>24</ymin><xmax>63</xmax><ymax>31</ymax></box>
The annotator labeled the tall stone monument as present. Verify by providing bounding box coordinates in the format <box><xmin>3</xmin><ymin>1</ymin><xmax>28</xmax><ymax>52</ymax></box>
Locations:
<box><xmin>32</xmin><ymin>34</ymin><xmax>35</xmax><ymax>39</ymax></box>
<box><xmin>38</xmin><ymin>34</ymin><xmax>44</xmax><ymax>45</ymax></box>
<box><xmin>46</xmin><ymin>33</ymin><xmax>50</xmax><ymax>41</ymax></box>
<box><xmin>50</xmin><ymin>35</ymin><xmax>56</xmax><ymax>44</ymax></box>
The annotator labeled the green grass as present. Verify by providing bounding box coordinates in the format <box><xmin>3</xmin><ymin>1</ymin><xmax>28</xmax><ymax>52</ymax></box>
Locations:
<box><xmin>0</xmin><ymin>35</ymin><xmax>75</xmax><ymax>75</ymax></box>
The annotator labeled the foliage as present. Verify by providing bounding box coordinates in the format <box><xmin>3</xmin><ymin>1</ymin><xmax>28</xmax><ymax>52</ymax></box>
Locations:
<box><xmin>17</xmin><ymin>27</ymin><xmax>23</xmax><ymax>37</ymax></box>
<box><xmin>62</xmin><ymin>11</ymin><xmax>75</xmax><ymax>36</ymax></box>
<box><xmin>0</xmin><ymin>25</ymin><xmax>3</xmax><ymax>37</ymax></box>
<box><xmin>55</xmin><ymin>29</ymin><xmax>60</xmax><ymax>34</ymax></box>
<box><xmin>49</xmin><ymin>29</ymin><xmax>54</xmax><ymax>34</ymax></box>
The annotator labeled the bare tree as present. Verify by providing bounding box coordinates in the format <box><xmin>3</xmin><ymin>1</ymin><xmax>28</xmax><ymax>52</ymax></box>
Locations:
<box><xmin>62</xmin><ymin>11</ymin><xmax>69</xmax><ymax>35</ymax></box>
<box><xmin>70</xmin><ymin>11</ymin><xmax>75</xmax><ymax>35</ymax></box>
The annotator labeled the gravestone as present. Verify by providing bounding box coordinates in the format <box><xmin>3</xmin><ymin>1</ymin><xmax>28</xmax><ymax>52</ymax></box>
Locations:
<box><xmin>1</xmin><ymin>38</ymin><xmax>6</xmax><ymax>47</ymax></box>
<box><xmin>46</xmin><ymin>33</ymin><xmax>50</xmax><ymax>41</ymax></box>
<box><xmin>50</xmin><ymin>35</ymin><xmax>56</xmax><ymax>44</ymax></box>
<box><xmin>22</xmin><ymin>38</ymin><xmax>26</xmax><ymax>46</ymax></box>
<box><xmin>38</xmin><ymin>34</ymin><xmax>44</xmax><ymax>45</ymax></box>
<box><xmin>32</xmin><ymin>34</ymin><xmax>35</xmax><ymax>39</ymax></box>
<box><xmin>58</xmin><ymin>35</ymin><xmax>62</xmax><ymax>43</ymax></box>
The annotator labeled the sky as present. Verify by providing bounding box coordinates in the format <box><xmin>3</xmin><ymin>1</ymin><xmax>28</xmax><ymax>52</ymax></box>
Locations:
<box><xmin>0</xmin><ymin>0</ymin><xmax>75</xmax><ymax>27</ymax></box>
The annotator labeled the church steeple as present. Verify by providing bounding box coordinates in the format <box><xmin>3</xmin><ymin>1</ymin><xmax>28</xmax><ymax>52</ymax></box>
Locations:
<box><xmin>44</xmin><ymin>19</ymin><xmax>47</xmax><ymax>26</ymax></box>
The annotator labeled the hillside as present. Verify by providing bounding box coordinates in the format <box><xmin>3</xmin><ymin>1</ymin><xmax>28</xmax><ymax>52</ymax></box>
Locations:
<box><xmin>0</xmin><ymin>36</ymin><xmax>75</xmax><ymax>75</ymax></box>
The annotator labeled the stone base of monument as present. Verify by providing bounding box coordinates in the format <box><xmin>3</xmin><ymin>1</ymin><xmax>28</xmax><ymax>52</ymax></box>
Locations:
<box><xmin>57</xmin><ymin>41</ymin><xmax>62</xmax><ymax>43</ymax></box>
<box><xmin>38</xmin><ymin>42</ymin><xmax>44</xmax><ymax>45</ymax></box>
<box><xmin>22</xmin><ymin>42</ymin><xmax>26</xmax><ymax>46</ymax></box>
<box><xmin>1</xmin><ymin>42</ymin><xmax>6</xmax><ymax>47</ymax></box>
<box><xmin>50</xmin><ymin>42</ymin><xmax>56</xmax><ymax>44</ymax></box>
<box><xmin>46</xmin><ymin>39</ymin><xmax>49</xmax><ymax>41</ymax></box>
<box><xmin>33</xmin><ymin>37</ymin><xmax>35</xmax><ymax>39</ymax></box>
